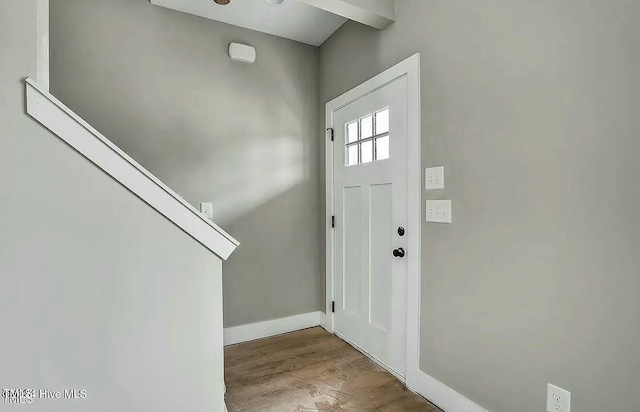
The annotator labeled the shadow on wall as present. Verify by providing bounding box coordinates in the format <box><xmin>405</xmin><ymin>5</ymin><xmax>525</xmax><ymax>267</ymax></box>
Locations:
<box><xmin>122</xmin><ymin>31</ymin><xmax>314</xmax><ymax>225</ymax></box>
<box><xmin>201</xmin><ymin>133</ymin><xmax>305</xmax><ymax>223</ymax></box>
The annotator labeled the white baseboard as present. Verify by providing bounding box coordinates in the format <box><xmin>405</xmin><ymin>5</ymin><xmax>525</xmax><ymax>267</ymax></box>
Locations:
<box><xmin>408</xmin><ymin>369</ymin><xmax>489</xmax><ymax>412</ymax></box>
<box><xmin>224</xmin><ymin>311</ymin><xmax>322</xmax><ymax>346</ymax></box>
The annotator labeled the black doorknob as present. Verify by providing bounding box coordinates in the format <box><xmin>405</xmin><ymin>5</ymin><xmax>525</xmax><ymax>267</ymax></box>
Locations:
<box><xmin>397</xmin><ymin>227</ymin><xmax>405</xmax><ymax>236</ymax></box>
<box><xmin>393</xmin><ymin>248</ymin><xmax>405</xmax><ymax>258</ymax></box>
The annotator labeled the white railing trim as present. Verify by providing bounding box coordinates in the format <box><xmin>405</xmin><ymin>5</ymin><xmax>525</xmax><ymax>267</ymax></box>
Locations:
<box><xmin>25</xmin><ymin>78</ymin><xmax>239</xmax><ymax>260</ymax></box>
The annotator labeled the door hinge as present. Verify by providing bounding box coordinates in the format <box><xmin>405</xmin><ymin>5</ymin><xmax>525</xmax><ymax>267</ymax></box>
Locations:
<box><xmin>327</xmin><ymin>127</ymin><xmax>334</xmax><ymax>141</ymax></box>
<box><xmin>331</xmin><ymin>215</ymin><xmax>335</xmax><ymax>228</ymax></box>
<box><xmin>331</xmin><ymin>301</ymin><xmax>335</xmax><ymax>313</ymax></box>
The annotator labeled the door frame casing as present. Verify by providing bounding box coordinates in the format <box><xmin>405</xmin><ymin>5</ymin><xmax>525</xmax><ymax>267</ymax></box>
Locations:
<box><xmin>323</xmin><ymin>53</ymin><xmax>422</xmax><ymax>387</ymax></box>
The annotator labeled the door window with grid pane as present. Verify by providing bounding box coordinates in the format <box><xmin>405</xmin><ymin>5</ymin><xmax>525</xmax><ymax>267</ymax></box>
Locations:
<box><xmin>345</xmin><ymin>108</ymin><xmax>390</xmax><ymax>166</ymax></box>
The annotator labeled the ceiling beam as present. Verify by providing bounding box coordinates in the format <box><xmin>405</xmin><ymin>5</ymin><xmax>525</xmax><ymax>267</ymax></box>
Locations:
<box><xmin>298</xmin><ymin>0</ymin><xmax>395</xmax><ymax>30</ymax></box>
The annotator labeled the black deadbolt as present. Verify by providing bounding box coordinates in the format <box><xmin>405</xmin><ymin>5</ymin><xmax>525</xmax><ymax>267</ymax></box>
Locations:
<box><xmin>397</xmin><ymin>227</ymin><xmax>405</xmax><ymax>236</ymax></box>
<box><xmin>393</xmin><ymin>248</ymin><xmax>405</xmax><ymax>258</ymax></box>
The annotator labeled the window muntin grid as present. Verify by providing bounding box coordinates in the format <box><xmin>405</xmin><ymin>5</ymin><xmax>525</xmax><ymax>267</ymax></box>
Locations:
<box><xmin>345</xmin><ymin>108</ymin><xmax>390</xmax><ymax>166</ymax></box>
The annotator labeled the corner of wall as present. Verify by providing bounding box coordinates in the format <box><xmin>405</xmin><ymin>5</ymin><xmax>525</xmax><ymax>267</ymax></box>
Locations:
<box><xmin>36</xmin><ymin>0</ymin><xmax>49</xmax><ymax>91</ymax></box>
<box><xmin>408</xmin><ymin>369</ymin><xmax>490</xmax><ymax>412</ymax></box>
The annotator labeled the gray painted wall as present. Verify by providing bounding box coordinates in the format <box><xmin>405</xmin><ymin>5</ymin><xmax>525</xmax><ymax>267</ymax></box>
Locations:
<box><xmin>320</xmin><ymin>1</ymin><xmax>640</xmax><ymax>411</ymax></box>
<box><xmin>50</xmin><ymin>0</ymin><xmax>323</xmax><ymax>327</ymax></box>
<box><xmin>0</xmin><ymin>1</ymin><xmax>225</xmax><ymax>410</ymax></box>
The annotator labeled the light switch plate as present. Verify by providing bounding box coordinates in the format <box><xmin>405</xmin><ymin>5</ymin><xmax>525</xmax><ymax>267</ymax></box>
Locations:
<box><xmin>426</xmin><ymin>200</ymin><xmax>452</xmax><ymax>223</ymax></box>
<box><xmin>200</xmin><ymin>202</ymin><xmax>213</xmax><ymax>220</ymax></box>
<box><xmin>425</xmin><ymin>166</ymin><xmax>444</xmax><ymax>190</ymax></box>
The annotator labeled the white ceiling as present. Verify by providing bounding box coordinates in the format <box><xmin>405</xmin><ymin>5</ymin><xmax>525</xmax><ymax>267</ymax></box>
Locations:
<box><xmin>150</xmin><ymin>0</ymin><xmax>347</xmax><ymax>47</ymax></box>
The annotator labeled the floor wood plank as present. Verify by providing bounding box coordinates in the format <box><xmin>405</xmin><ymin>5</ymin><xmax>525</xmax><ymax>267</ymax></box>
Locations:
<box><xmin>224</xmin><ymin>327</ymin><xmax>442</xmax><ymax>412</ymax></box>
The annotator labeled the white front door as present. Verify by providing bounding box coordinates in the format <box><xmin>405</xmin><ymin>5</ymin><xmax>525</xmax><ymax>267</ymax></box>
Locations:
<box><xmin>331</xmin><ymin>76</ymin><xmax>409</xmax><ymax>378</ymax></box>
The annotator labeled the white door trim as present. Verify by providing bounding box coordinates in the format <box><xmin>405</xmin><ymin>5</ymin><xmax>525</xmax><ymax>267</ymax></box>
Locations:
<box><xmin>324</xmin><ymin>53</ymin><xmax>422</xmax><ymax>388</ymax></box>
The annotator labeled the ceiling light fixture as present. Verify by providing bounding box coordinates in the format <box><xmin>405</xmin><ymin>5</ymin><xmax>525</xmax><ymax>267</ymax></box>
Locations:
<box><xmin>213</xmin><ymin>0</ymin><xmax>231</xmax><ymax>5</ymax></box>
<box><xmin>264</xmin><ymin>0</ymin><xmax>284</xmax><ymax>6</ymax></box>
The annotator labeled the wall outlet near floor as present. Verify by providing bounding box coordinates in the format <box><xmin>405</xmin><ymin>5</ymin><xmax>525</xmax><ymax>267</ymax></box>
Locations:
<box><xmin>425</xmin><ymin>200</ymin><xmax>452</xmax><ymax>223</ymax></box>
<box><xmin>425</xmin><ymin>166</ymin><xmax>445</xmax><ymax>190</ymax></box>
<box><xmin>547</xmin><ymin>384</ymin><xmax>571</xmax><ymax>412</ymax></box>
<box><xmin>200</xmin><ymin>202</ymin><xmax>213</xmax><ymax>220</ymax></box>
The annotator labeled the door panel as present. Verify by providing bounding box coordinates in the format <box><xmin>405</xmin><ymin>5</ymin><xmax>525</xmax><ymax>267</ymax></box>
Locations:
<box><xmin>332</xmin><ymin>76</ymin><xmax>408</xmax><ymax>377</ymax></box>
<box><xmin>343</xmin><ymin>186</ymin><xmax>363</xmax><ymax>316</ymax></box>
<box><xmin>369</xmin><ymin>183</ymin><xmax>393</xmax><ymax>333</ymax></box>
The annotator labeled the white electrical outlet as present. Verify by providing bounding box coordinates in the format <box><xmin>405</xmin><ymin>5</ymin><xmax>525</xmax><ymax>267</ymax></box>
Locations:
<box><xmin>425</xmin><ymin>200</ymin><xmax>452</xmax><ymax>223</ymax></box>
<box><xmin>425</xmin><ymin>166</ymin><xmax>444</xmax><ymax>190</ymax></box>
<box><xmin>547</xmin><ymin>384</ymin><xmax>571</xmax><ymax>412</ymax></box>
<box><xmin>200</xmin><ymin>202</ymin><xmax>213</xmax><ymax>220</ymax></box>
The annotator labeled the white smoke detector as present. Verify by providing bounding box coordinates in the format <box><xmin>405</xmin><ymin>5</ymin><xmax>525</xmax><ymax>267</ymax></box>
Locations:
<box><xmin>228</xmin><ymin>43</ymin><xmax>256</xmax><ymax>64</ymax></box>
